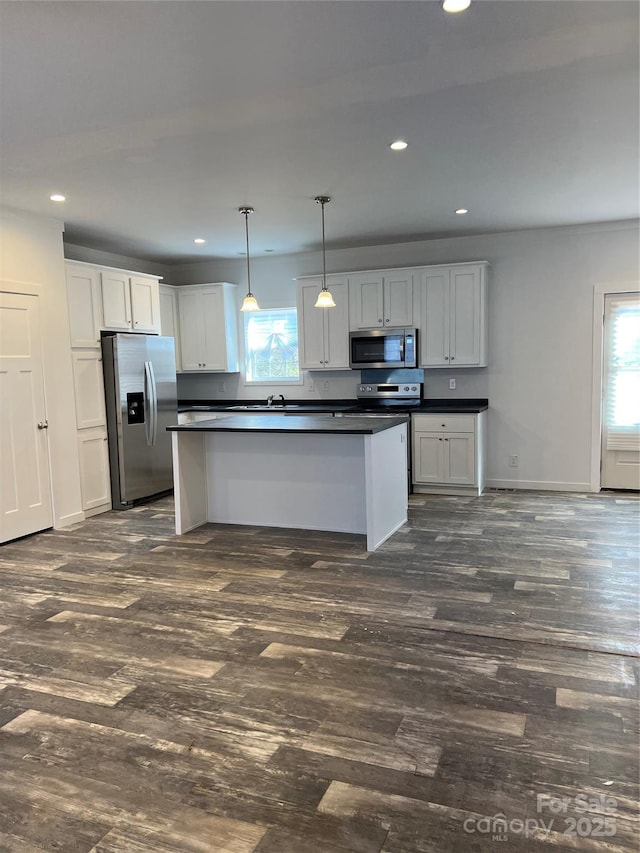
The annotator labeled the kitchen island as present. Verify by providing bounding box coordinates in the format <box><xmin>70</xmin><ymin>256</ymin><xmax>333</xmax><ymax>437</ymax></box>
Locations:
<box><xmin>167</xmin><ymin>414</ymin><xmax>408</xmax><ymax>551</ymax></box>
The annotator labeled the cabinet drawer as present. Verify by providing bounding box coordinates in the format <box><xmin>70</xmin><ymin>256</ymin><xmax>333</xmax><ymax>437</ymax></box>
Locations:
<box><xmin>413</xmin><ymin>414</ymin><xmax>476</xmax><ymax>433</ymax></box>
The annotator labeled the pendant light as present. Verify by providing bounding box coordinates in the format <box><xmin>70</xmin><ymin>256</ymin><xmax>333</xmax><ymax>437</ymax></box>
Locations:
<box><xmin>314</xmin><ymin>196</ymin><xmax>336</xmax><ymax>308</ymax></box>
<box><xmin>239</xmin><ymin>206</ymin><xmax>260</xmax><ymax>312</ymax></box>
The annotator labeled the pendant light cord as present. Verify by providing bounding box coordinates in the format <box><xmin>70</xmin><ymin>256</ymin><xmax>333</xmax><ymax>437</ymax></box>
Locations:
<box><xmin>243</xmin><ymin>208</ymin><xmax>252</xmax><ymax>297</ymax></box>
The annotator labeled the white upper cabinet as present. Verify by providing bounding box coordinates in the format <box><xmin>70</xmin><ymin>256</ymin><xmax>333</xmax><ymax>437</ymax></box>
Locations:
<box><xmin>177</xmin><ymin>283</ymin><xmax>239</xmax><ymax>372</ymax></box>
<box><xmin>297</xmin><ymin>276</ymin><xmax>350</xmax><ymax>370</ymax></box>
<box><xmin>130</xmin><ymin>276</ymin><xmax>161</xmax><ymax>333</ymax></box>
<box><xmin>417</xmin><ymin>263</ymin><xmax>488</xmax><ymax>368</ymax></box>
<box><xmin>159</xmin><ymin>284</ymin><xmax>182</xmax><ymax>371</ymax></box>
<box><xmin>100</xmin><ymin>271</ymin><xmax>160</xmax><ymax>333</ymax></box>
<box><xmin>66</xmin><ymin>265</ymin><xmax>103</xmax><ymax>347</ymax></box>
<box><xmin>349</xmin><ymin>270</ymin><xmax>414</xmax><ymax>330</ymax></box>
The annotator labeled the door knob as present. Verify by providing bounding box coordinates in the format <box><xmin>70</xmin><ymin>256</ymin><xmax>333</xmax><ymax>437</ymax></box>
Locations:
<box><xmin>37</xmin><ymin>420</ymin><xmax>48</xmax><ymax>429</ymax></box>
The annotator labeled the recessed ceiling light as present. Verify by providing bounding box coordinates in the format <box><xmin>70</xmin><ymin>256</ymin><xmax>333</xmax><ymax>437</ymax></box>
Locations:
<box><xmin>442</xmin><ymin>0</ymin><xmax>471</xmax><ymax>13</ymax></box>
<box><xmin>455</xmin><ymin>208</ymin><xmax>469</xmax><ymax>215</ymax></box>
<box><xmin>49</xmin><ymin>193</ymin><xmax>66</xmax><ymax>202</ymax></box>
<box><xmin>390</xmin><ymin>140</ymin><xmax>408</xmax><ymax>151</ymax></box>
<box><xmin>193</xmin><ymin>238</ymin><xmax>206</xmax><ymax>244</ymax></box>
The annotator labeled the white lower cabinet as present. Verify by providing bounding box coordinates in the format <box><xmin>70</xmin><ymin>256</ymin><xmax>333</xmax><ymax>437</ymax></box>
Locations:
<box><xmin>412</xmin><ymin>412</ymin><xmax>485</xmax><ymax>495</ymax></box>
<box><xmin>78</xmin><ymin>429</ymin><xmax>111</xmax><ymax>515</ymax></box>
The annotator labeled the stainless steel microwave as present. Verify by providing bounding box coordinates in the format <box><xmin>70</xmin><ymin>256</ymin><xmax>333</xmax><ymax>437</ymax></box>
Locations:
<box><xmin>349</xmin><ymin>328</ymin><xmax>417</xmax><ymax>369</ymax></box>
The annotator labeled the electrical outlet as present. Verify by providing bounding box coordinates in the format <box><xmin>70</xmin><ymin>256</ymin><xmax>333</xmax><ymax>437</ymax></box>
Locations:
<box><xmin>449</xmin><ymin>378</ymin><xmax>456</xmax><ymax>390</ymax></box>
<box><xmin>308</xmin><ymin>378</ymin><xmax>314</xmax><ymax>392</ymax></box>
<box><xmin>220</xmin><ymin>381</ymin><xmax>226</xmax><ymax>393</ymax></box>
<box><xmin>509</xmin><ymin>455</ymin><xmax>519</xmax><ymax>468</ymax></box>
<box><xmin>321</xmin><ymin>380</ymin><xmax>330</xmax><ymax>392</ymax></box>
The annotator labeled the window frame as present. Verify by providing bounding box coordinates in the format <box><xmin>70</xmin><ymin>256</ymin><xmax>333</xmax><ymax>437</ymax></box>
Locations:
<box><xmin>242</xmin><ymin>305</ymin><xmax>303</xmax><ymax>386</ymax></box>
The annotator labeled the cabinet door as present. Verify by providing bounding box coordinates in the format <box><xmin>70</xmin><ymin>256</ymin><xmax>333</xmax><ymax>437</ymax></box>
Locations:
<box><xmin>298</xmin><ymin>281</ymin><xmax>328</xmax><ymax>369</ymax></box>
<box><xmin>101</xmin><ymin>272</ymin><xmax>132</xmax><ymax>331</ymax></box>
<box><xmin>323</xmin><ymin>279</ymin><xmax>350</xmax><ymax>369</ymax></box>
<box><xmin>450</xmin><ymin>266</ymin><xmax>482</xmax><ymax>366</ymax></box>
<box><xmin>445</xmin><ymin>433</ymin><xmax>476</xmax><ymax>485</ymax></box>
<box><xmin>200</xmin><ymin>286</ymin><xmax>226</xmax><ymax>370</ymax></box>
<box><xmin>159</xmin><ymin>285</ymin><xmax>181</xmax><ymax>371</ymax></box>
<box><xmin>178</xmin><ymin>289</ymin><xmax>204</xmax><ymax>370</ymax></box>
<box><xmin>413</xmin><ymin>432</ymin><xmax>446</xmax><ymax>483</ymax></box>
<box><xmin>78</xmin><ymin>429</ymin><xmax>111</xmax><ymax>511</ymax></box>
<box><xmin>383</xmin><ymin>273</ymin><xmax>413</xmax><ymax>327</ymax></box>
<box><xmin>66</xmin><ymin>267</ymin><xmax>102</xmax><ymax>347</ymax></box>
<box><xmin>349</xmin><ymin>273</ymin><xmax>384</xmax><ymax>329</ymax></box>
<box><xmin>71</xmin><ymin>350</ymin><xmax>106</xmax><ymax>429</ymax></box>
<box><xmin>420</xmin><ymin>270</ymin><xmax>450</xmax><ymax>366</ymax></box>
<box><xmin>130</xmin><ymin>277</ymin><xmax>160</xmax><ymax>333</ymax></box>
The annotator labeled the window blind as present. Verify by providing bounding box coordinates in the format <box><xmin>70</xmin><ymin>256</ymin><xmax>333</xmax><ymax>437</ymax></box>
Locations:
<box><xmin>604</xmin><ymin>293</ymin><xmax>640</xmax><ymax>451</ymax></box>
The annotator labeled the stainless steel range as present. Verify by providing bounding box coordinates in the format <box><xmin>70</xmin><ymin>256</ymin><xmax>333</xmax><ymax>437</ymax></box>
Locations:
<box><xmin>342</xmin><ymin>382</ymin><xmax>423</xmax><ymax>491</ymax></box>
<box><xmin>355</xmin><ymin>382</ymin><xmax>422</xmax><ymax>413</ymax></box>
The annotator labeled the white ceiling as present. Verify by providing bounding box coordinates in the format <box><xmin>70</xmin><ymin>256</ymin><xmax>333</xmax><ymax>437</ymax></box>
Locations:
<box><xmin>1</xmin><ymin>1</ymin><xmax>638</xmax><ymax>263</ymax></box>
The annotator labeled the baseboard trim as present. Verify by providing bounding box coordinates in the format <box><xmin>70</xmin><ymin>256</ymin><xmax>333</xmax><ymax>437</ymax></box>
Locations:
<box><xmin>486</xmin><ymin>479</ymin><xmax>593</xmax><ymax>493</ymax></box>
<box><xmin>54</xmin><ymin>511</ymin><xmax>85</xmax><ymax>529</ymax></box>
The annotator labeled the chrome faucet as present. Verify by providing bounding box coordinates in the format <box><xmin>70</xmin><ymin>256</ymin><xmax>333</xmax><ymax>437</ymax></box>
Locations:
<box><xmin>267</xmin><ymin>394</ymin><xmax>285</xmax><ymax>408</ymax></box>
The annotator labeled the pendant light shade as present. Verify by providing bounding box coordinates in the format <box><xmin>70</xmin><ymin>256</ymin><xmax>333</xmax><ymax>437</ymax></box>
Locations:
<box><xmin>239</xmin><ymin>206</ymin><xmax>260</xmax><ymax>312</ymax></box>
<box><xmin>314</xmin><ymin>196</ymin><xmax>336</xmax><ymax>308</ymax></box>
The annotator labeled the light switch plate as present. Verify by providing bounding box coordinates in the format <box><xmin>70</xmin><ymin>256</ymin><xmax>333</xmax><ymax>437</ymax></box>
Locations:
<box><xmin>449</xmin><ymin>378</ymin><xmax>456</xmax><ymax>390</ymax></box>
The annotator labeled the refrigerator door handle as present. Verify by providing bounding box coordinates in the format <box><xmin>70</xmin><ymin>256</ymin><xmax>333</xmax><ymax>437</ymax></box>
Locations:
<box><xmin>149</xmin><ymin>360</ymin><xmax>158</xmax><ymax>446</ymax></box>
<box><xmin>143</xmin><ymin>360</ymin><xmax>155</xmax><ymax>446</ymax></box>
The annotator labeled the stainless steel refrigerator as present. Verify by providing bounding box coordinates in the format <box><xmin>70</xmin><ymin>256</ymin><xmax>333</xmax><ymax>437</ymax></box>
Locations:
<box><xmin>102</xmin><ymin>333</ymin><xmax>177</xmax><ymax>509</ymax></box>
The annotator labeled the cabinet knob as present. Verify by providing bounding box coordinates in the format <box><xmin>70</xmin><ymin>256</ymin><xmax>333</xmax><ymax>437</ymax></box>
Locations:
<box><xmin>445</xmin><ymin>355</ymin><xmax>449</xmax><ymax>360</ymax></box>
<box><xmin>438</xmin><ymin>437</ymin><xmax>443</xmax><ymax>441</ymax></box>
<box><xmin>385</xmin><ymin>319</ymin><xmax>390</xmax><ymax>324</ymax></box>
<box><xmin>441</xmin><ymin>424</ymin><xmax>446</xmax><ymax>428</ymax></box>
<box><xmin>444</xmin><ymin>438</ymin><xmax>449</xmax><ymax>441</ymax></box>
<box><xmin>378</xmin><ymin>319</ymin><xmax>382</xmax><ymax>323</ymax></box>
<box><xmin>37</xmin><ymin>420</ymin><xmax>48</xmax><ymax>430</ymax></box>
<box><xmin>451</xmin><ymin>356</ymin><xmax>455</xmax><ymax>361</ymax></box>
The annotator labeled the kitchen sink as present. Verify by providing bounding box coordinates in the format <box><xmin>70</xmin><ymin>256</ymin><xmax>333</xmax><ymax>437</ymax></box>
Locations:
<box><xmin>227</xmin><ymin>404</ymin><xmax>305</xmax><ymax>411</ymax></box>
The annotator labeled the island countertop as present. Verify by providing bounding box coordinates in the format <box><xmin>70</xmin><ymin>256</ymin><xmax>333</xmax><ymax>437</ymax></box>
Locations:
<box><xmin>167</xmin><ymin>414</ymin><xmax>409</xmax><ymax>435</ymax></box>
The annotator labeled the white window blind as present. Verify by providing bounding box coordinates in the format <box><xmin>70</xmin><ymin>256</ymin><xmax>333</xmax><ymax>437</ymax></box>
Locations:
<box><xmin>604</xmin><ymin>293</ymin><xmax>640</xmax><ymax>451</ymax></box>
<box><xmin>244</xmin><ymin>307</ymin><xmax>300</xmax><ymax>383</ymax></box>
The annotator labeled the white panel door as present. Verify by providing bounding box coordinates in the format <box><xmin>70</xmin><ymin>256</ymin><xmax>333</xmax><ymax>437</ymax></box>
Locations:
<box><xmin>324</xmin><ymin>279</ymin><xmax>350</xmax><ymax>368</ymax></box>
<box><xmin>450</xmin><ymin>266</ymin><xmax>481</xmax><ymax>366</ymax></box>
<box><xmin>0</xmin><ymin>292</ymin><xmax>53</xmax><ymax>542</ymax></box>
<box><xmin>383</xmin><ymin>273</ymin><xmax>413</xmax><ymax>327</ymax></box>
<box><xmin>200</xmin><ymin>286</ymin><xmax>226</xmax><ymax>370</ymax></box>
<box><xmin>349</xmin><ymin>273</ymin><xmax>384</xmax><ymax>329</ymax></box>
<box><xmin>601</xmin><ymin>292</ymin><xmax>640</xmax><ymax>490</ymax></box>
<box><xmin>298</xmin><ymin>281</ymin><xmax>328</xmax><ymax>368</ymax></box>
<box><xmin>101</xmin><ymin>272</ymin><xmax>132</xmax><ymax>330</ymax></box>
<box><xmin>66</xmin><ymin>266</ymin><xmax>102</xmax><ymax>347</ymax></box>
<box><xmin>178</xmin><ymin>289</ymin><xmax>204</xmax><ymax>370</ymax></box>
<box><xmin>413</xmin><ymin>432</ymin><xmax>445</xmax><ymax>483</ymax></box>
<box><xmin>130</xmin><ymin>277</ymin><xmax>160</xmax><ymax>333</ymax></box>
<box><xmin>159</xmin><ymin>285</ymin><xmax>181</xmax><ymax>371</ymax></box>
<box><xmin>445</xmin><ymin>433</ymin><xmax>476</xmax><ymax>485</ymax></box>
<box><xmin>71</xmin><ymin>350</ymin><xmax>106</xmax><ymax>429</ymax></box>
<box><xmin>78</xmin><ymin>429</ymin><xmax>111</xmax><ymax>510</ymax></box>
<box><xmin>420</xmin><ymin>270</ymin><xmax>449</xmax><ymax>366</ymax></box>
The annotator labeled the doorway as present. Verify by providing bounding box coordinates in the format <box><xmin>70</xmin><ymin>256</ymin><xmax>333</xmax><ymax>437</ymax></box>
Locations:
<box><xmin>0</xmin><ymin>291</ymin><xmax>53</xmax><ymax>541</ymax></box>
<box><xmin>600</xmin><ymin>291</ymin><xmax>640</xmax><ymax>491</ymax></box>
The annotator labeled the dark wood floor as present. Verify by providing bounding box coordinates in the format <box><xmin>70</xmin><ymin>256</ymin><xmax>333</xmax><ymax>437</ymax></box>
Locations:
<box><xmin>0</xmin><ymin>490</ymin><xmax>638</xmax><ymax>852</ymax></box>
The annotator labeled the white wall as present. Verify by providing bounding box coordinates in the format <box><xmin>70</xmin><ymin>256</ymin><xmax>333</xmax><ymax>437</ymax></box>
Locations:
<box><xmin>170</xmin><ymin>219</ymin><xmax>640</xmax><ymax>491</ymax></box>
<box><xmin>64</xmin><ymin>242</ymin><xmax>170</xmax><ymax>280</ymax></box>
<box><xmin>1</xmin><ymin>208</ymin><xmax>84</xmax><ymax>527</ymax></box>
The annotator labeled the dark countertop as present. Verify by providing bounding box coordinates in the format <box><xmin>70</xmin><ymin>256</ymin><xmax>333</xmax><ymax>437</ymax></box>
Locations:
<box><xmin>168</xmin><ymin>414</ymin><xmax>409</xmax><ymax>435</ymax></box>
<box><xmin>178</xmin><ymin>398</ymin><xmax>489</xmax><ymax>415</ymax></box>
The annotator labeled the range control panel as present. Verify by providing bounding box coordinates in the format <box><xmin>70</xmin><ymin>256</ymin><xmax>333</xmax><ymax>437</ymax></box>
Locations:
<box><xmin>357</xmin><ymin>383</ymin><xmax>422</xmax><ymax>400</ymax></box>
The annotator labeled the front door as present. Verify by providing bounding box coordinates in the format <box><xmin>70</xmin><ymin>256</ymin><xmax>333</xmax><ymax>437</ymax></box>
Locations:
<box><xmin>601</xmin><ymin>291</ymin><xmax>640</xmax><ymax>490</ymax></box>
<box><xmin>0</xmin><ymin>291</ymin><xmax>53</xmax><ymax>541</ymax></box>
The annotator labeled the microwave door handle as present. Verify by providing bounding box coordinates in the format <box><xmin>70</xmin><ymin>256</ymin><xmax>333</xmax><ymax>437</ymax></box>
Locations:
<box><xmin>399</xmin><ymin>336</ymin><xmax>405</xmax><ymax>362</ymax></box>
